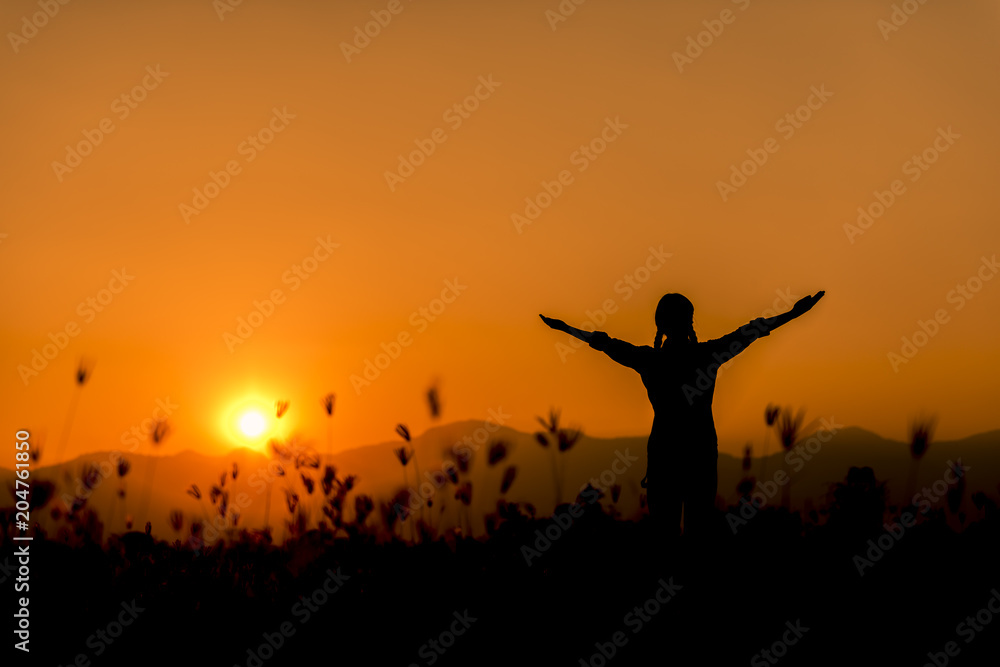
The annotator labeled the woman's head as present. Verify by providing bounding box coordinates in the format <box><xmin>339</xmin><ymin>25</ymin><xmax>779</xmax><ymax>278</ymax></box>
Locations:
<box><xmin>654</xmin><ymin>293</ymin><xmax>697</xmax><ymax>348</ymax></box>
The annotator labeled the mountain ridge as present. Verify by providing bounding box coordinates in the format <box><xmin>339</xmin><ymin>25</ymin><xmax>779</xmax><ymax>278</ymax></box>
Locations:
<box><xmin>3</xmin><ymin>422</ymin><xmax>997</xmax><ymax>541</ymax></box>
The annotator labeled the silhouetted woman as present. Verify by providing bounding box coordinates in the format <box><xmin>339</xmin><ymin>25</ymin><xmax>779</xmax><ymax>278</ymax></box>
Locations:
<box><xmin>540</xmin><ymin>290</ymin><xmax>824</xmax><ymax>547</ymax></box>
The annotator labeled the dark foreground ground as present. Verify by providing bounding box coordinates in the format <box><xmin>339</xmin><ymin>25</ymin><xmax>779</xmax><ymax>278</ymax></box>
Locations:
<box><xmin>4</xmin><ymin>479</ymin><xmax>1000</xmax><ymax>667</ymax></box>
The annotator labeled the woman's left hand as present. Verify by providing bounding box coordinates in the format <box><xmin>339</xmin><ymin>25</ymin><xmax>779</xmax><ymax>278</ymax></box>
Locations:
<box><xmin>539</xmin><ymin>314</ymin><xmax>568</xmax><ymax>331</ymax></box>
<box><xmin>790</xmin><ymin>291</ymin><xmax>825</xmax><ymax>316</ymax></box>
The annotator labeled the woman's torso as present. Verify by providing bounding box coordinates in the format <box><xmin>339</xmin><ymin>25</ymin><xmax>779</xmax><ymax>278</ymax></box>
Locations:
<box><xmin>639</xmin><ymin>342</ymin><xmax>724</xmax><ymax>469</ymax></box>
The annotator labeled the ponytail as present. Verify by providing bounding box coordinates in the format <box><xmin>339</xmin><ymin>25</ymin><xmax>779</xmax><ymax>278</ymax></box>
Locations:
<box><xmin>656</xmin><ymin>323</ymin><xmax>697</xmax><ymax>347</ymax></box>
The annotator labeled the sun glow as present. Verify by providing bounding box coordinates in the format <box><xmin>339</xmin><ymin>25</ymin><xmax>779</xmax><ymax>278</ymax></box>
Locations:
<box><xmin>224</xmin><ymin>397</ymin><xmax>274</xmax><ymax>449</ymax></box>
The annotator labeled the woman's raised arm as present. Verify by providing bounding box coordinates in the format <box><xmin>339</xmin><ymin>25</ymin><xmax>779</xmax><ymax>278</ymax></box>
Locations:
<box><xmin>539</xmin><ymin>314</ymin><xmax>596</xmax><ymax>343</ymax></box>
<box><xmin>710</xmin><ymin>291</ymin><xmax>825</xmax><ymax>360</ymax></box>
<box><xmin>540</xmin><ymin>315</ymin><xmax>648</xmax><ymax>371</ymax></box>
<box><xmin>759</xmin><ymin>291</ymin><xmax>825</xmax><ymax>333</ymax></box>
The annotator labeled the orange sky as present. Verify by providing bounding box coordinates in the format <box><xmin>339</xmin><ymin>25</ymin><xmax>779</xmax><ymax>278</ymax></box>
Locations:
<box><xmin>2</xmin><ymin>0</ymin><xmax>999</xmax><ymax>463</ymax></box>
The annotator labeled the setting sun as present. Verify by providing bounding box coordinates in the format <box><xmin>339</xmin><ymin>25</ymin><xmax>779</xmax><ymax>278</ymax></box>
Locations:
<box><xmin>238</xmin><ymin>410</ymin><xmax>266</xmax><ymax>438</ymax></box>
<box><xmin>223</xmin><ymin>397</ymin><xmax>275</xmax><ymax>447</ymax></box>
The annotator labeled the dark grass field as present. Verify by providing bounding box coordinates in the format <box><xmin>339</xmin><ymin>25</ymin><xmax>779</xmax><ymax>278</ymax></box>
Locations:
<box><xmin>6</xmin><ymin>472</ymin><xmax>1000</xmax><ymax>667</ymax></box>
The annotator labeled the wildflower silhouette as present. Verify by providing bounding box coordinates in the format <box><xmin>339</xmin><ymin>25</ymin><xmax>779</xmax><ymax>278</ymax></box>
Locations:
<box><xmin>394</xmin><ymin>426</ymin><xmax>416</xmax><ymax>541</ymax></box>
<box><xmin>500</xmin><ymin>465</ymin><xmax>518</xmax><ymax>494</ymax></box>
<box><xmin>534</xmin><ymin>408</ymin><xmax>581</xmax><ymax>504</ymax></box>
<box><xmin>427</xmin><ymin>383</ymin><xmax>442</xmax><ymax>420</ymax></box>
<box><xmin>54</xmin><ymin>359</ymin><xmax>93</xmax><ymax>480</ymax></box>
<box><xmin>169</xmin><ymin>510</ymin><xmax>183</xmax><ymax>534</ymax></box>
<box><xmin>906</xmin><ymin>413</ymin><xmax>937</xmax><ymax>505</ymax></box>
<box><xmin>774</xmin><ymin>406</ymin><xmax>806</xmax><ymax>509</ymax></box>
<box><xmin>321</xmin><ymin>393</ymin><xmax>335</xmax><ymax>458</ymax></box>
<box><xmin>262</xmin><ymin>440</ymin><xmax>289</xmax><ymax>537</ymax></box>
<box><xmin>760</xmin><ymin>404</ymin><xmax>780</xmax><ymax>481</ymax></box>
<box><xmin>540</xmin><ymin>290</ymin><xmax>824</xmax><ymax>546</ymax></box>
<box><xmin>107</xmin><ymin>457</ymin><xmax>130</xmax><ymax>532</ymax></box>
<box><xmin>138</xmin><ymin>418</ymin><xmax>170</xmax><ymax>522</ymax></box>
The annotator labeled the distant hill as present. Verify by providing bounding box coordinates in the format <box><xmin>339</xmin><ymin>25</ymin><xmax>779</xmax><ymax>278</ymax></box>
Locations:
<box><xmin>3</xmin><ymin>422</ymin><xmax>997</xmax><ymax>540</ymax></box>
